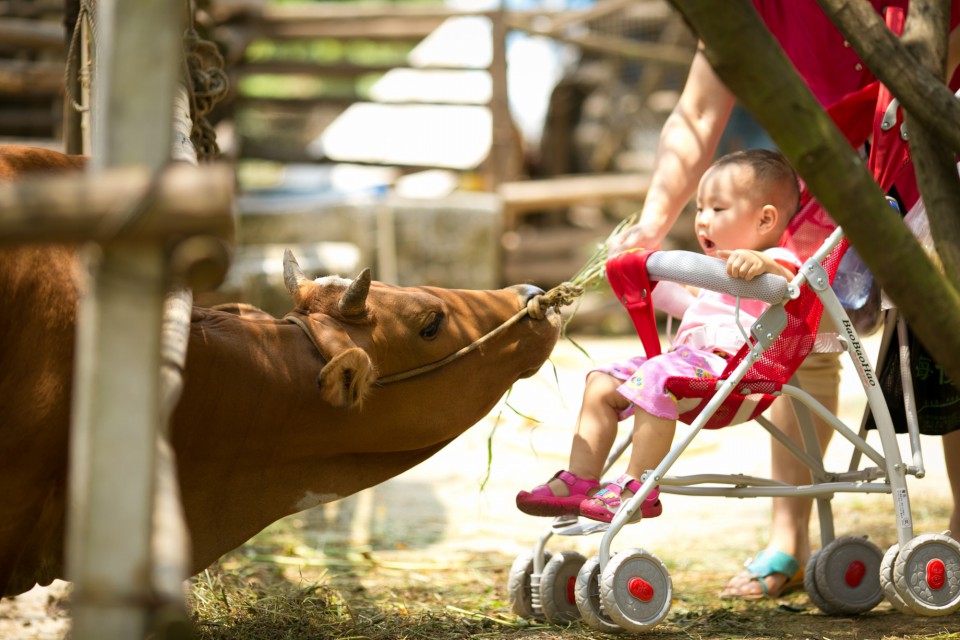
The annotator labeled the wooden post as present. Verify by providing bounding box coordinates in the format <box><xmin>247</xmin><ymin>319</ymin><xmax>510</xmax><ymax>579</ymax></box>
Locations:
<box><xmin>66</xmin><ymin>0</ymin><xmax>187</xmax><ymax>638</ymax></box>
<box><xmin>487</xmin><ymin>6</ymin><xmax>513</xmax><ymax>189</ymax></box>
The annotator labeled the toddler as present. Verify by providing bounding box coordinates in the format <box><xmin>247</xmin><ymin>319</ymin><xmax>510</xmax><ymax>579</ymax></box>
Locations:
<box><xmin>517</xmin><ymin>149</ymin><xmax>802</xmax><ymax>524</ymax></box>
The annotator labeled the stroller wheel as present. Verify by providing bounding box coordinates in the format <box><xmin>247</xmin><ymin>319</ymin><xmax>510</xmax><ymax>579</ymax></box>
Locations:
<box><xmin>879</xmin><ymin>544</ymin><xmax>913</xmax><ymax>614</ymax></box>
<box><xmin>574</xmin><ymin>555</ymin><xmax>624</xmax><ymax>633</ymax></box>
<box><xmin>539</xmin><ymin>550</ymin><xmax>586</xmax><ymax>624</ymax></box>
<box><xmin>803</xmin><ymin>550</ymin><xmax>834</xmax><ymax>614</ymax></box>
<box><xmin>507</xmin><ymin>549</ymin><xmax>551</xmax><ymax>620</ymax></box>
<box><xmin>892</xmin><ymin>533</ymin><xmax>960</xmax><ymax>616</ymax></box>
<box><xmin>600</xmin><ymin>548</ymin><xmax>673</xmax><ymax>632</ymax></box>
<box><xmin>810</xmin><ymin>536</ymin><xmax>884</xmax><ymax>615</ymax></box>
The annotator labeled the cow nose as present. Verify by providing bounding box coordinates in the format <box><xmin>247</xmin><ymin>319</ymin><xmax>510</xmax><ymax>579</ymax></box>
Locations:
<box><xmin>509</xmin><ymin>283</ymin><xmax>546</xmax><ymax>304</ymax></box>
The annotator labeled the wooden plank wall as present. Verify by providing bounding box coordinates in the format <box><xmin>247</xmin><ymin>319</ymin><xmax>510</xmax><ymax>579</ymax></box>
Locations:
<box><xmin>0</xmin><ymin>1</ymin><xmax>67</xmax><ymax>143</ymax></box>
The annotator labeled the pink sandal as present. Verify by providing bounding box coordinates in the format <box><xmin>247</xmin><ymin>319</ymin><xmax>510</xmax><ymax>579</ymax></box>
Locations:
<box><xmin>516</xmin><ymin>470</ymin><xmax>600</xmax><ymax>517</ymax></box>
<box><xmin>579</xmin><ymin>474</ymin><xmax>663</xmax><ymax>524</ymax></box>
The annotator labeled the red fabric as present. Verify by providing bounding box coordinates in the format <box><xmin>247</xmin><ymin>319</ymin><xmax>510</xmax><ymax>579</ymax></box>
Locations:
<box><xmin>751</xmin><ymin>0</ymin><xmax>906</xmax><ymax>106</ymax></box>
<box><xmin>606</xmin><ymin>250</ymin><xmax>662</xmax><ymax>359</ymax></box>
<box><xmin>753</xmin><ymin>0</ymin><xmax>960</xmax><ymax>211</ymax></box>
<box><xmin>751</xmin><ymin>0</ymin><xmax>960</xmax><ymax>108</ymax></box>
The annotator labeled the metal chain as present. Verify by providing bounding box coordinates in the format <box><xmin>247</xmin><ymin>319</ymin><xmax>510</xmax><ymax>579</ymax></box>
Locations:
<box><xmin>182</xmin><ymin>43</ymin><xmax>229</xmax><ymax>160</ymax></box>
<box><xmin>182</xmin><ymin>11</ymin><xmax>229</xmax><ymax>162</ymax></box>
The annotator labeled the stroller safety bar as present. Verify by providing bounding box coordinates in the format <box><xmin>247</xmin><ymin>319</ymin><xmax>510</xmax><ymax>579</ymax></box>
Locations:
<box><xmin>646</xmin><ymin>250</ymin><xmax>789</xmax><ymax>304</ymax></box>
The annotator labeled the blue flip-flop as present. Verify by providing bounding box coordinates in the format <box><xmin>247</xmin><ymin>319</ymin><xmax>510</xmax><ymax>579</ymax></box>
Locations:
<box><xmin>720</xmin><ymin>549</ymin><xmax>804</xmax><ymax>600</ymax></box>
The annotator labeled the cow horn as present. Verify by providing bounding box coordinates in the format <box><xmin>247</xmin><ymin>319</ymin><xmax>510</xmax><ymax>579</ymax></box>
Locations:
<box><xmin>282</xmin><ymin>249</ymin><xmax>309</xmax><ymax>295</ymax></box>
<box><xmin>338</xmin><ymin>268</ymin><xmax>371</xmax><ymax>317</ymax></box>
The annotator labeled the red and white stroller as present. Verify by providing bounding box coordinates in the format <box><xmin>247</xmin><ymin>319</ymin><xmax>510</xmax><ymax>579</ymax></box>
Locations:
<box><xmin>507</xmin><ymin>26</ymin><xmax>960</xmax><ymax>636</ymax></box>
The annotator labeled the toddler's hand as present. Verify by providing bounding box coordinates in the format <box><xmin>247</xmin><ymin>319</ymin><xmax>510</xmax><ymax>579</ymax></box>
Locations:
<box><xmin>717</xmin><ymin>249</ymin><xmax>765</xmax><ymax>281</ymax></box>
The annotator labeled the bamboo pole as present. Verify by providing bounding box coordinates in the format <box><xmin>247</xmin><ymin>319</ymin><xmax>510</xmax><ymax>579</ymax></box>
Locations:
<box><xmin>65</xmin><ymin>1</ymin><xmax>192</xmax><ymax>638</ymax></box>
<box><xmin>487</xmin><ymin>7</ymin><xmax>513</xmax><ymax>188</ymax></box>
<box><xmin>0</xmin><ymin>163</ymin><xmax>234</xmax><ymax>245</ymax></box>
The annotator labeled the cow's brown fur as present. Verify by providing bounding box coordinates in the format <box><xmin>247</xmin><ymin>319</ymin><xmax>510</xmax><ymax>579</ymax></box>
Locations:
<box><xmin>0</xmin><ymin>146</ymin><xmax>561</xmax><ymax>597</ymax></box>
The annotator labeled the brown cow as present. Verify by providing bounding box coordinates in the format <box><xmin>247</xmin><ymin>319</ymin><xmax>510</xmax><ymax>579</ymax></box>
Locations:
<box><xmin>0</xmin><ymin>146</ymin><xmax>561</xmax><ymax>597</ymax></box>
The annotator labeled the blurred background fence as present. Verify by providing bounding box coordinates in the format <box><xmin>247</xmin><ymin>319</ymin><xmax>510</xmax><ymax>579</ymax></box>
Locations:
<box><xmin>2</xmin><ymin>0</ymin><xmax>720</xmax><ymax>330</ymax></box>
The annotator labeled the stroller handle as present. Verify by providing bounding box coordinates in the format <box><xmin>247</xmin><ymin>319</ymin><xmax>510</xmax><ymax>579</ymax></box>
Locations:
<box><xmin>646</xmin><ymin>250</ymin><xmax>789</xmax><ymax>305</ymax></box>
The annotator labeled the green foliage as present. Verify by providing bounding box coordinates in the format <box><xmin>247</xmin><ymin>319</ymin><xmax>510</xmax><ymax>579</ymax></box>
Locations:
<box><xmin>240</xmin><ymin>38</ymin><xmax>412</xmax><ymax>99</ymax></box>
<box><xmin>246</xmin><ymin>38</ymin><xmax>411</xmax><ymax>66</ymax></box>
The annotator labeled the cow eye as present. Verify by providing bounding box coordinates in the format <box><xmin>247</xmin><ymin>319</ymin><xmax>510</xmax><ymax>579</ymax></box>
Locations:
<box><xmin>420</xmin><ymin>312</ymin><xmax>444</xmax><ymax>339</ymax></box>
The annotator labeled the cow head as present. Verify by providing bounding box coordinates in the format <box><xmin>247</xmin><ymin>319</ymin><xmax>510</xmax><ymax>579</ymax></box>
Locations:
<box><xmin>280</xmin><ymin>249</ymin><xmax>558</xmax><ymax>414</ymax></box>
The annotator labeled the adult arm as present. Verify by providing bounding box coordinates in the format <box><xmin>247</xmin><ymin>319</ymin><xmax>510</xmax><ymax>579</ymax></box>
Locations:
<box><xmin>607</xmin><ymin>47</ymin><xmax>736</xmax><ymax>254</ymax></box>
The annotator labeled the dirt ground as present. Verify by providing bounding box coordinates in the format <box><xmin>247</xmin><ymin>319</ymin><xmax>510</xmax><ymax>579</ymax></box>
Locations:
<box><xmin>3</xmin><ymin>333</ymin><xmax>959</xmax><ymax>638</ymax></box>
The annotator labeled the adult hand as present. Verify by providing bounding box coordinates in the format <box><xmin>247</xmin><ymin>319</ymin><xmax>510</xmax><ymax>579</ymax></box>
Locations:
<box><xmin>606</xmin><ymin>220</ymin><xmax>666</xmax><ymax>256</ymax></box>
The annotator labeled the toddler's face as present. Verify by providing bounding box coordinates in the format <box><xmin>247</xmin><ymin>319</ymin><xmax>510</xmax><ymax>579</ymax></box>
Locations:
<box><xmin>694</xmin><ymin>163</ymin><xmax>767</xmax><ymax>257</ymax></box>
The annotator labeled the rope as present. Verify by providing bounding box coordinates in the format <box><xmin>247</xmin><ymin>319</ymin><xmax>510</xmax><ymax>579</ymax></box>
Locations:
<box><xmin>525</xmin><ymin>281</ymin><xmax>584</xmax><ymax>320</ymax></box>
<box><xmin>284</xmin><ymin>280</ymin><xmax>589</xmax><ymax>386</ymax></box>
<box><xmin>65</xmin><ymin>0</ymin><xmax>96</xmax><ymax>114</ymax></box>
<box><xmin>373</xmin><ymin>277</ymin><xmax>603</xmax><ymax>382</ymax></box>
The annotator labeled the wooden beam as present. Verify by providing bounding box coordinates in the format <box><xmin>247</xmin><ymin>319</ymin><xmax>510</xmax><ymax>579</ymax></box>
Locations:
<box><xmin>517</xmin><ymin>0</ymin><xmax>673</xmax><ymax>38</ymax></box>
<box><xmin>0</xmin><ymin>107</ymin><xmax>60</xmax><ymax>132</ymax></box>
<box><xmin>235</xmin><ymin>94</ymin><xmax>357</xmax><ymax>109</ymax></box>
<box><xmin>0</xmin><ymin>17</ymin><xmax>64</xmax><ymax>50</ymax></box>
<box><xmin>231</xmin><ymin>16</ymin><xmax>446</xmax><ymax>41</ymax></box>
<box><xmin>487</xmin><ymin>8</ymin><xmax>513</xmax><ymax>187</ymax></box>
<box><xmin>233</xmin><ymin>60</ymin><xmax>395</xmax><ymax>77</ymax></box>
<box><xmin>504</xmin><ymin>22</ymin><xmax>694</xmax><ymax>67</ymax></box>
<box><xmin>0</xmin><ymin>59</ymin><xmax>65</xmax><ymax>95</ymax></box>
<box><xmin>499</xmin><ymin>172</ymin><xmax>650</xmax><ymax>227</ymax></box>
<box><xmin>0</xmin><ymin>0</ymin><xmax>62</xmax><ymax>19</ymax></box>
<box><xmin>0</xmin><ymin>163</ymin><xmax>234</xmax><ymax>246</ymax></box>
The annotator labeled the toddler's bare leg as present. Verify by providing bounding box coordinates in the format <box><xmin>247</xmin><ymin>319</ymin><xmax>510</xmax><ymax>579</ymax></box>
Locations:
<box><xmin>620</xmin><ymin>410</ymin><xmax>675</xmax><ymax>500</ymax></box>
<box><xmin>545</xmin><ymin>372</ymin><xmax>630</xmax><ymax>496</ymax></box>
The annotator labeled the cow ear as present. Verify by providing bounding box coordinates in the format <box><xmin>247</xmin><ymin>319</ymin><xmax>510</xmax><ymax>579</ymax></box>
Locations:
<box><xmin>317</xmin><ymin>347</ymin><xmax>377</xmax><ymax>409</ymax></box>
<box><xmin>287</xmin><ymin>311</ymin><xmax>378</xmax><ymax>407</ymax></box>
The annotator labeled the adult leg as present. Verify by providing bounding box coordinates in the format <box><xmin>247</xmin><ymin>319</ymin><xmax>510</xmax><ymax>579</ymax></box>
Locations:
<box><xmin>721</xmin><ymin>352</ymin><xmax>841</xmax><ymax>598</ymax></box>
<box><xmin>944</xmin><ymin>429</ymin><xmax>960</xmax><ymax>542</ymax></box>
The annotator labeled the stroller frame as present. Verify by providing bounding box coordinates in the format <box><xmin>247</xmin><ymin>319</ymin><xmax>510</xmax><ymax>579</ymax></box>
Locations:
<box><xmin>509</xmin><ymin>226</ymin><xmax>960</xmax><ymax>632</ymax></box>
